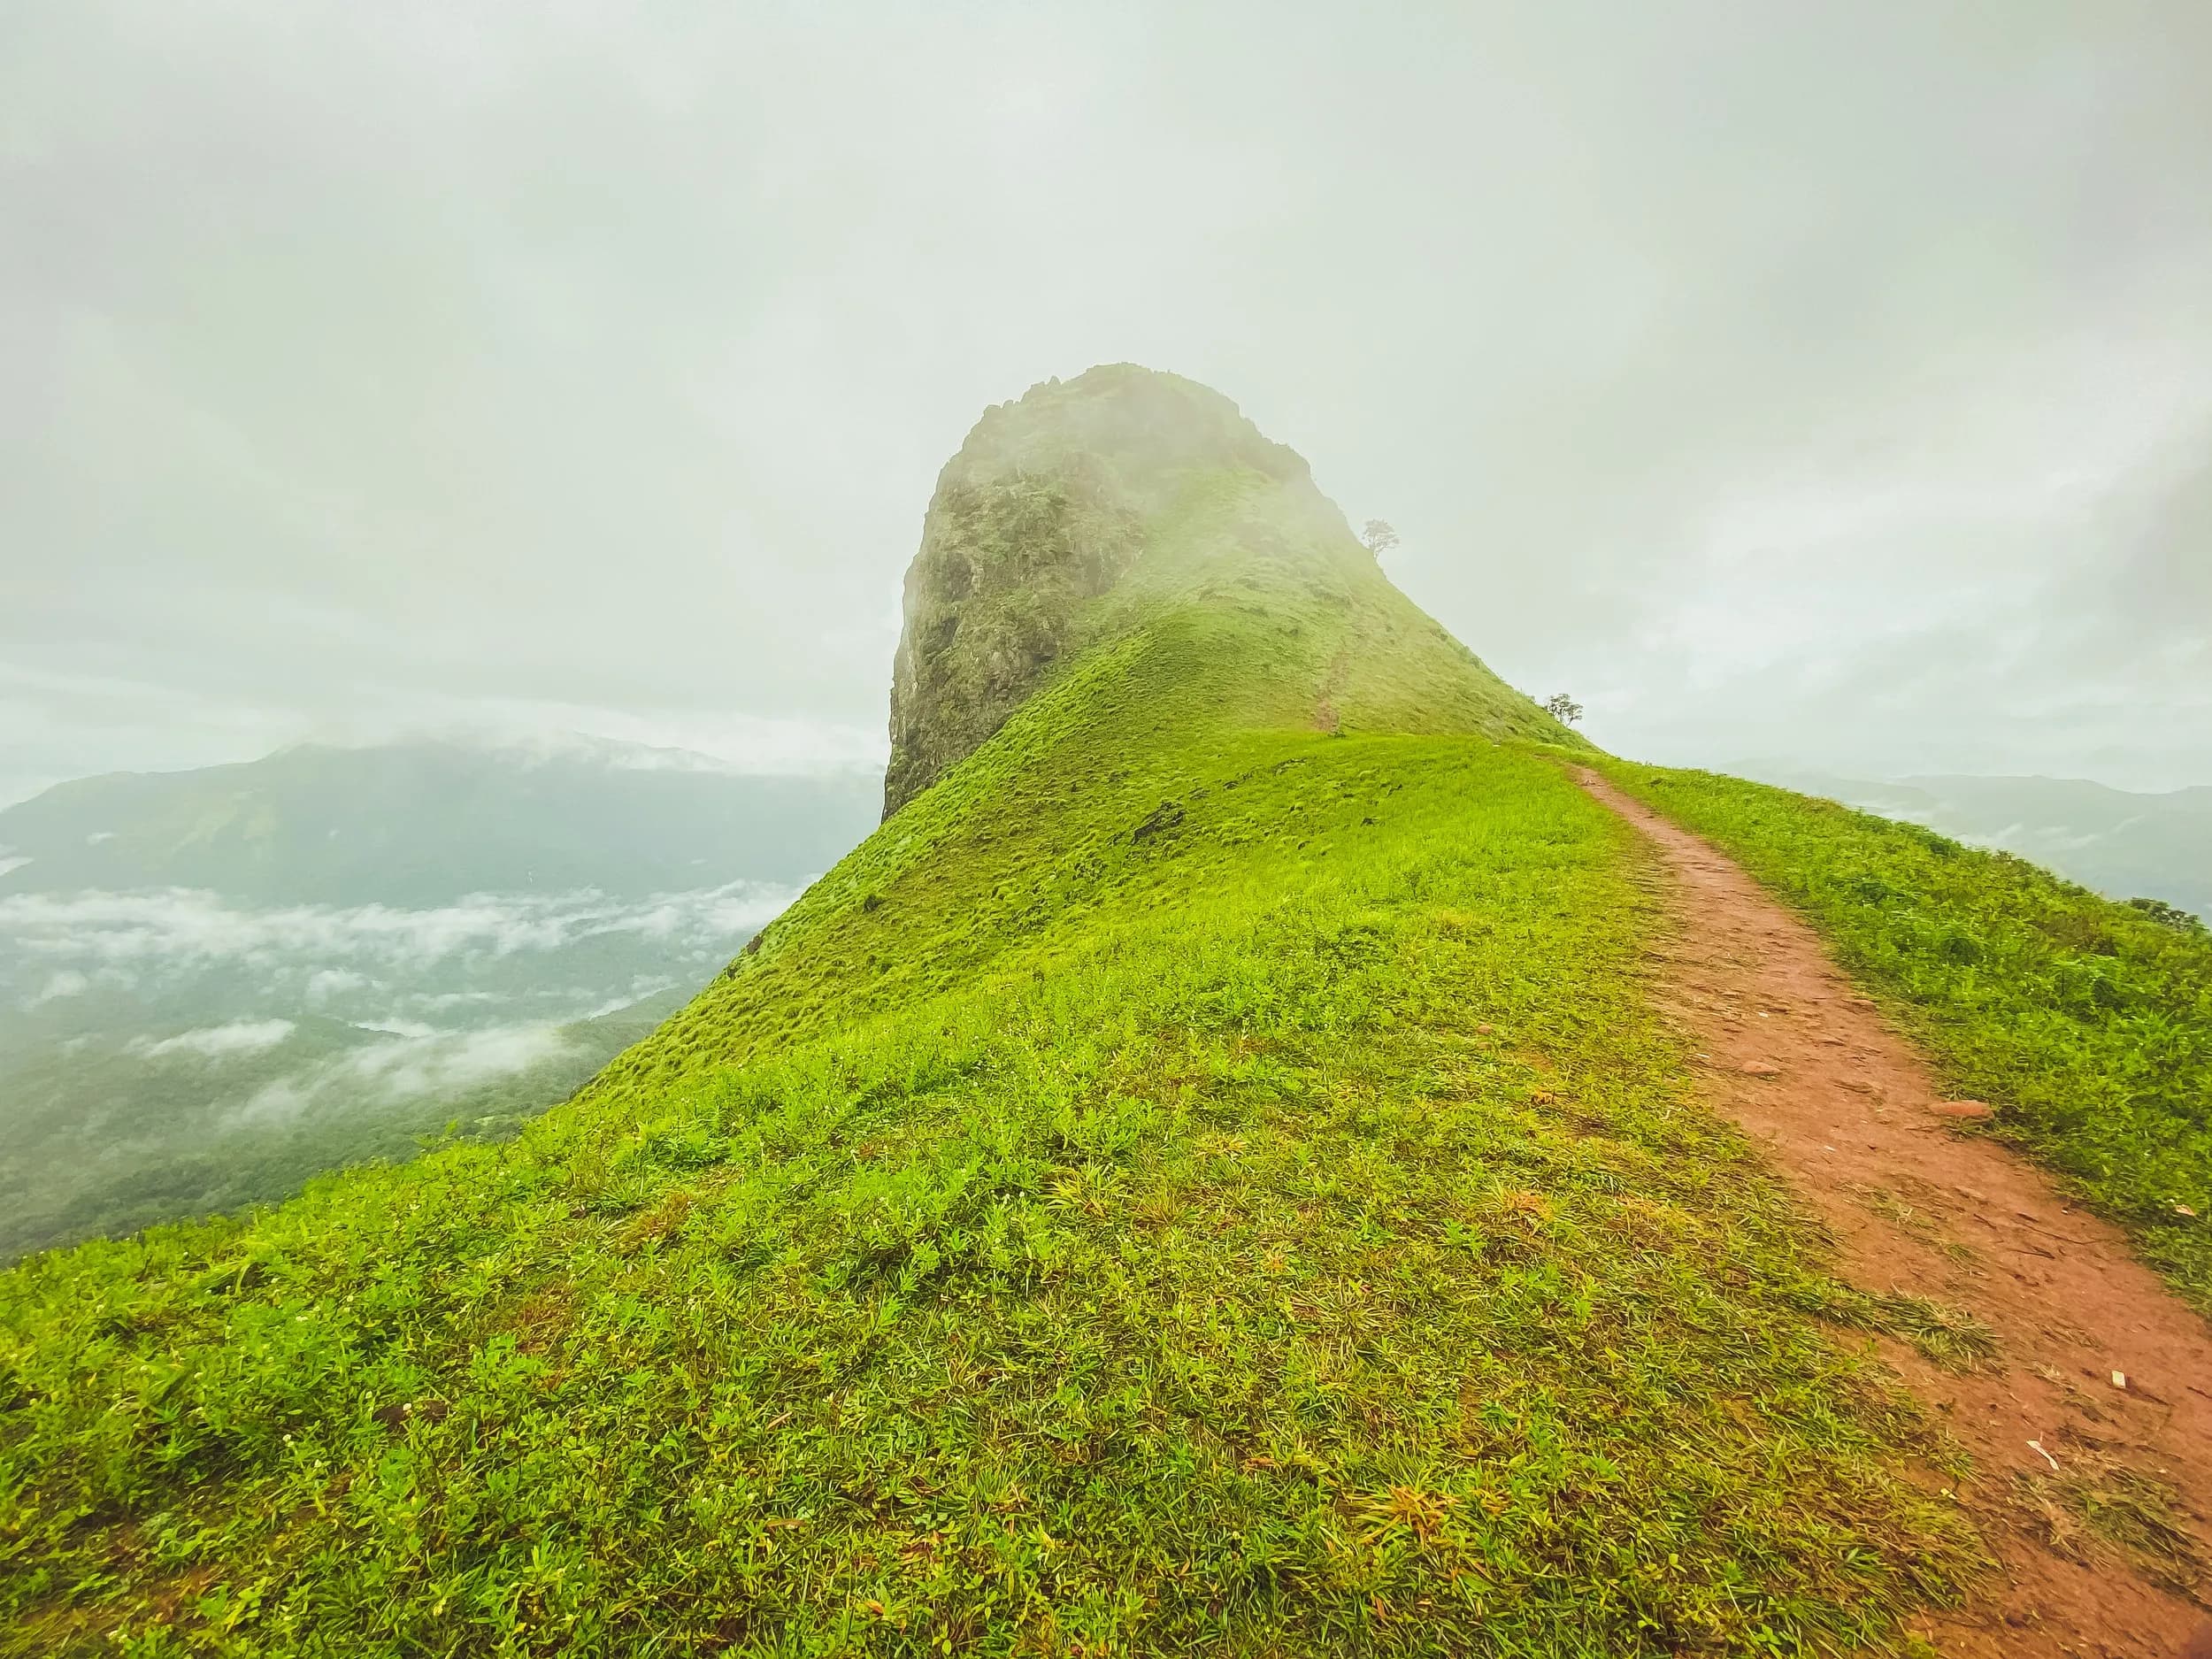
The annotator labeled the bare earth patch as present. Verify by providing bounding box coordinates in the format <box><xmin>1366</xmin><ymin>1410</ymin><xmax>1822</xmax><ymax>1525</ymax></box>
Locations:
<box><xmin>1578</xmin><ymin>769</ymin><xmax>2212</xmax><ymax>1658</ymax></box>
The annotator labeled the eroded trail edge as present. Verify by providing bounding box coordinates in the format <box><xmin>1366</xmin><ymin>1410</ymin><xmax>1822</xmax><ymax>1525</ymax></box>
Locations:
<box><xmin>1575</xmin><ymin>769</ymin><xmax>2212</xmax><ymax>1658</ymax></box>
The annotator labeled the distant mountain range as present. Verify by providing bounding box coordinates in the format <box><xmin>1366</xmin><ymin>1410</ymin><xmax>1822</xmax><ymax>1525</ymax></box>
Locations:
<box><xmin>0</xmin><ymin>738</ymin><xmax>881</xmax><ymax>1256</ymax></box>
<box><xmin>0</xmin><ymin>737</ymin><xmax>879</xmax><ymax>905</ymax></box>
<box><xmin>1744</xmin><ymin>768</ymin><xmax>2210</xmax><ymax>921</ymax></box>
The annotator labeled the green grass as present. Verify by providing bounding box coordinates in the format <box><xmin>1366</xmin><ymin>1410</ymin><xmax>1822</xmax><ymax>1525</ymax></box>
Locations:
<box><xmin>0</xmin><ymin>370</ymin><xmax>2015</xmax><ymax>1655</ymax></box>
<box><xmin>1589</xmin><ymin>761</ymin><xmax>2212</xmax><ymax>1316</ymax></box>
<box><xmin>0</xmin><ymin>605</ymin><xmax>1987</xmax><ymax>1656</ymax></box>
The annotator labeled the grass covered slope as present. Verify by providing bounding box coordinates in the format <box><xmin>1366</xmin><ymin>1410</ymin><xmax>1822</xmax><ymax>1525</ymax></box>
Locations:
<box><xmin>1593</xmin><ymin>761</ymin><xmax>2212</xmax><ymax>1316</ymax></box>
<box><xmin>0</xmin><ymin>736</ymin><xmax>1981</xmax><ymax>1655</ymax></box>
<box><xmin>882</xmin><ymin>365</ymin><xmax>1566</xmax><ymax>816</ymax></box>
<box><xmin>2</xmin><ymin>373</ymin><xmax>1989</xmax><ymax>1655</ymax></box>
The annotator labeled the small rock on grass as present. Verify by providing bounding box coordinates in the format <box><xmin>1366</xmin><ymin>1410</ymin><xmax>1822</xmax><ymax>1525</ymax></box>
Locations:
<box><xmin>1932</xmin><ymin>1100</ymin><xmax>1994</xmax><ymax>1121</ymax></box>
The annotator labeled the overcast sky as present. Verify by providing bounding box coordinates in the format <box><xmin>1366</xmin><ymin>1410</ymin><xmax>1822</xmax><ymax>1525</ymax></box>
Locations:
<box><xmin>4</xmin><ymin>1</ymin><xmax>2208</xmax><ymax>807</ymax></box>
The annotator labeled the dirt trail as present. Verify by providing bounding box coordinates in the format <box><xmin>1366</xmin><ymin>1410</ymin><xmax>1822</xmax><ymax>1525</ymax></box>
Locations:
<box><xmin>1575</xmin><ymin>770</ymin><xmax>2212</xmax><ymax>1658</ymax></box>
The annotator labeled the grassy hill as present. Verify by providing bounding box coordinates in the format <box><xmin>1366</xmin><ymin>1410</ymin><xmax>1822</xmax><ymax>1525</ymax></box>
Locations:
<box><xmin>1590</xmin><ymin>762</ymin><xmax>2212</xmax><ymax>1315</ymax></box>
<box><xmin>1739</xmin><ymin>768</ymin><xmax>2212</xmax><ymax>926</ymax></box>
<box><xmin>4</xmin><ymin>367</ymin><xmax>2200</xmax><ymax>1654</ymax></box>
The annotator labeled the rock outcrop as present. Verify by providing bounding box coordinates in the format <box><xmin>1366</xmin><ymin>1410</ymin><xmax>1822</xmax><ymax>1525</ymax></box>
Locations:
<box><xmin>880</xmin><ymin>363</ymin><xmax>1578</xmax><ymax>818</ymax></box>
<box><xmin>881</xmin><ymin>366</ymin><xmax>1332</xmax><ymax>818</ymax></box>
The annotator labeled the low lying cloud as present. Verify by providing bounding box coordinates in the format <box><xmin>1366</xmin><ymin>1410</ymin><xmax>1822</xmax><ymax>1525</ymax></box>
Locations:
<box><xmin>583</xmin><ymin>977</ymin><xmax>680</xmax><ymax>1019</ymax></box>
<box><xmin>232</xmin><ymin>1023</ymin><xmax>577</xmax><ymax>1126</ymax></box>
<box><xmin>400</xmin><ymin>989</ymin><xmax>511</xmax><ymax>1013</ymax></box>
<box><xmin>0</xmin><ymin>879</ymin><xmax>798</xmax><ymax>974</ymax></box>
<box><xmin>304</xmin><ymin>968</ymin><xmax>376</xmax><ymax>1003</ymax></box>
<box><xmin>26</xmin><ymin>969</ymin><xmax>88</xmax><ymax>1007</ymax></box>
<box><xmin>136</xmin><ymin>1019</ymin><xmax>296</xmax><ymax>1060</ymax></box>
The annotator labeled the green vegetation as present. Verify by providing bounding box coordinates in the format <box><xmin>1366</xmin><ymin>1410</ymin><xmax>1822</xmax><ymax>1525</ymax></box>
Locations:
<box><xmin>0</xmin><ymin>371</ymin><xmax>1990</xmax><ymax>1655</ymax></box>
<box><xmin>1742</xmin><ymin>769</ymin><xmax>2211</xmax><ymax>926</ymax></box>
<box><xmin>1591</xmin><ymin>762</ymin><xmax>2212</xmax><ymax>1315</ymax></box>
<box><xmin>0</xmin><ymin>714</ymin><xmax>1978</xmax><ymax>1654</ymax></box>
<box><xmin>881</xmin><ymin>365</ymin><xmax>1562</xmax><ymax>817</ymax></box>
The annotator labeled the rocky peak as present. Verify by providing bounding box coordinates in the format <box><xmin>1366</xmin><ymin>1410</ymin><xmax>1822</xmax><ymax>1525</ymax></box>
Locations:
<box><xmin>881</xmin><ymin>365</ymin><xmax>1342</xmax><ymax>818</ymax></box>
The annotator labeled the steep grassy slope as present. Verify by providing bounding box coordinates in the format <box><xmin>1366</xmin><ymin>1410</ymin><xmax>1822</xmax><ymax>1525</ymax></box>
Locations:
<box><xmin>1743</xmin><ymin>768</ymin><xmax>2212</xmax><ymax>924</ymax></box>
<box><xmin>1592</xmin><ymin>761</ymin><xmax>2212</xmax><ymax>1317</ymax></box>
<box><xmin>881</xmin><ymin>366</ymin><xmax>1563</xmax><ymax>816</ymax></box>
<box><xmin>2</xmin><ymin>373</ymin><xmax>1989</xmax><ymax>1655</ymax></box>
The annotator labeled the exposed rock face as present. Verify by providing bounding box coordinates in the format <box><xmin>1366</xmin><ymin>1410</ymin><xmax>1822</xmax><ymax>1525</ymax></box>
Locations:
<box><xmin>881</xmin><ymin>365</ymin><xmax>1325</xmax><ymax>818</ymax></box>
<box><xmin>881</xmin><ymin>461</ymin><xmax>1142</xmax><ymax>818</ymax></box>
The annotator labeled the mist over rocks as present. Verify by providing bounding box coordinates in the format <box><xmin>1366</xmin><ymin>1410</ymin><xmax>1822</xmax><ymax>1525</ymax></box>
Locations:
<box><xmin>882</xmin><ymin>365</ymin><xmax>1392</xmax><ymax>818</ymax></box>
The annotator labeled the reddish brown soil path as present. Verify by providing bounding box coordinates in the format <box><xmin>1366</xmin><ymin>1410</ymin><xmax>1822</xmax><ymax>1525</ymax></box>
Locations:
<box><xmin>1574</xmin><ymin>770</ymin><xmax>2212</xmax><ymax>1659</ymax></box>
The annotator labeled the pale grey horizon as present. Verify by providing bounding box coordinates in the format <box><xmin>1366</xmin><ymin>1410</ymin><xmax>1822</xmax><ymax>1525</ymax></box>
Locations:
<box><xmin>5</xmin><ymin>4</ymin><xmax>2208</xmax><ymax>808</ymax></box>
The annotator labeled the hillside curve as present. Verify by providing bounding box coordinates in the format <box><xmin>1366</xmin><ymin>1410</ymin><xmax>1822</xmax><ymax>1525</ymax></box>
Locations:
<box><xmin>3</xmin><ymin>366</ymin><xmax>2171</xmax><ymax>1656</ymax></box>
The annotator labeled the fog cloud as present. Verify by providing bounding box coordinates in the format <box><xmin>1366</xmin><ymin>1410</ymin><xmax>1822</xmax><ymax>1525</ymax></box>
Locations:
<box><xmin>26</xmin><ymin>969</ymin><xmax>88</xmax><ymax>1008</ymax></box>
<box><xmin>4</xmin><ymin>3</ymin><xmax>2206</xmax><ymax>796</ymax></box>
<box><xmin>137</xmin><ymin>1018</ymin><xmax>296</xmax><ymax>1059</ymax></box>
<box><xmin>0</xmin><ymin>879</ymin><xmax>796</xmax><ymax>974</ymax></box>
<box><xmin>230</xmin><ymin>1023</ymin><xmax>577</xmax><ymax>1126</ymax></box>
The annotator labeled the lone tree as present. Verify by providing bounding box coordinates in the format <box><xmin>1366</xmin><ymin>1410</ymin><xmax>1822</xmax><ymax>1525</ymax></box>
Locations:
<box><xmin>1543</xmin><ymin>693</ymin><xmax>1584</xmax><ymax>726</ymax></box>
<box><xmin>1359</xmin><ymin>518</ymin><xmax>1399</xmax><ymax>557</ymax></box>
<box><xmin>2126</xmin><ymin>895</ymin><xmax>2206</xmax><ymax>934</ymax></box>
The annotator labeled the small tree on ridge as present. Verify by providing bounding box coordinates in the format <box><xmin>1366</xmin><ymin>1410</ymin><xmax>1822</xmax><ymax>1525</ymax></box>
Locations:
<box><xmin>1359</xmin><ymin>518</ymin><xmax>1399</xmax><ymax>557</ymax></box>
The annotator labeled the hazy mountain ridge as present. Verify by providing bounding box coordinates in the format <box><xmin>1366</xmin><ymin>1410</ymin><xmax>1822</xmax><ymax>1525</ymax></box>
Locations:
<box><xmin>1746</xmin><ymin>766</ymin><xmax>2212</xmax><ymax>921</ymax></box>
<box><xmin>0</xmin><ymin>737</ymin><xmax>880</xmax><ymax>905</ymax></box>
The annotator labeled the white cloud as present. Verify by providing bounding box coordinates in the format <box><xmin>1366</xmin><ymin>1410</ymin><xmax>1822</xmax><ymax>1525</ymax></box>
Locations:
<box><xmin>231</xmin><ymin>1022</ymin><xmax>576</xmax><ymax>1126</ymax></box>
<box><xmin>136</xmin><ymin>1018</ymin><xmax>296</xmax><ymax>1059</ymax></box>
<box><xmin>25</xmin><ymin>968</ymin><xmax>89</xmax><ymax>1007</ymax></box>
<box><xmin>351</xmin><ymin>1018</ymin><xmax>437</xmax><ymax>1038</ymax></box>
<box><xmin>304</xmin><ymin>967</ymin><xmax>374</xmax><ymax>1003</ymax></box>
<box><xmin>583</xmin><ymin>976</ymin><xmax>679</xmax><ymax>1019</ymax></box>
<box><xmin>402</xmin><ymin>989</ymin><xmax>510</xmax><ymax>1011</ymax></box>
<box><xmin>0</xmin><ymin>879</ymin><xmax>795</xmax><ymax>974</ymax></box>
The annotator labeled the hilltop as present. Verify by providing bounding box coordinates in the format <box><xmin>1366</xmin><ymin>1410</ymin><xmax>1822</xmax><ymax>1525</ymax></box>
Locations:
<box><xmin>880</xmin><ymin>365</ymin><xmax>1564</xmax><ymax>816</ymax></box>
<box><xmin>3</xmin><ymin>368</ymin><xmax>2207</xmax><ymax>1655</ymax></box>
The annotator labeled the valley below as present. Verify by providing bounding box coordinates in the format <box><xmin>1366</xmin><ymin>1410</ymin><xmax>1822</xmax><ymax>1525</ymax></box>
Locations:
<box><xmin>0</xmin><ymin>741</ymin><xmax>877</xmax><ymax>1258</ymax></box>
